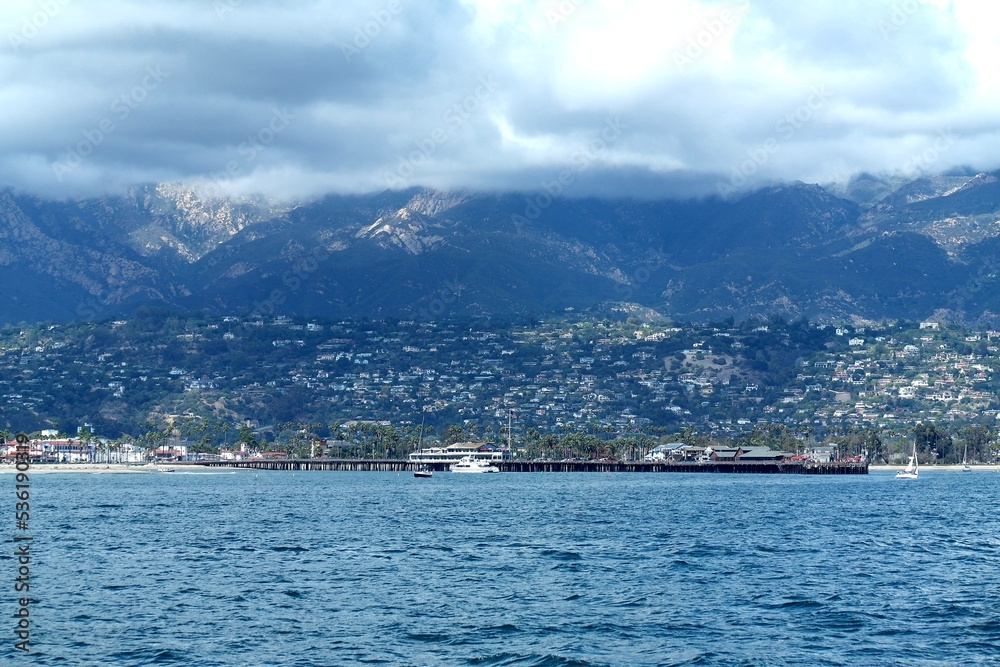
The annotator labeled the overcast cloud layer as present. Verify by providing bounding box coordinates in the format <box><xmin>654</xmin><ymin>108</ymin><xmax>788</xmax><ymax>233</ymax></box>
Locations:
<box><xmin>2</xmin><ymin>0</ymin><xmax>998</xmax><ymax>201</ymax></box>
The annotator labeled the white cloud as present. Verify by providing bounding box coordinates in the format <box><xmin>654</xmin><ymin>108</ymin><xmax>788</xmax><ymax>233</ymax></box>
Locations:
<box><xmin>0</xmin><ymin>0</ymin><xmax>997</xmax><ymax>201</ymax></box>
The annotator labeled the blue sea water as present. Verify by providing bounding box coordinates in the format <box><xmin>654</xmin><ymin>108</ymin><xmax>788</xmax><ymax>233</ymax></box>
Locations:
<box><xmin>6</xmin><ymin>469</ymin><xmax>1000</xmax><ymax>666</ymax></box>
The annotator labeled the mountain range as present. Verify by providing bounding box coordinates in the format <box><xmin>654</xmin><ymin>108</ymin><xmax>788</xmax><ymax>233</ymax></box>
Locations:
<box><xmin>2</xmin><ymin>170</ymin><xmax>1000</xmax><ymax>325</ymax></box>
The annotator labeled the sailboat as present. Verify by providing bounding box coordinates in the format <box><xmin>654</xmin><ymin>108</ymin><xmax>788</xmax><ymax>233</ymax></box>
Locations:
<box><xmin>962</xmin><ymin>440</ymin><xmax>971</xmax><ymax>472</ymax></box>
<box><xmin>413</xmin><ymin>414</ymin><xmax>433</xmax><ymax>478</ymax></box>
<box><xmin>896</xmin><ymin>442</ymin><xmax>918</xmax><ymax>479</ymax></box>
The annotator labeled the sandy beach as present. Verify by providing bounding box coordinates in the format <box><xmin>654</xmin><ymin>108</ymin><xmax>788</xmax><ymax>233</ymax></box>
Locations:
<box><xmin>0</xmin><ymin>463</ymin><xmax>239</xmax><ymax>474</ymax></box>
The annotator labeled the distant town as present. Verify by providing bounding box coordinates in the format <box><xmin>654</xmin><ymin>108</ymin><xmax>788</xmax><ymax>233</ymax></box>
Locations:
<box><xmin>2</xmin><ymin>310</ymin><xmax>998</xmax><ymax>465</ymax></box>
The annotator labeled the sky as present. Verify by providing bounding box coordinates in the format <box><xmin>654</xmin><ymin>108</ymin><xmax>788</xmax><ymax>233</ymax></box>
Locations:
<box><xmin>2</xmin><ymin>0</ymin><xmax>999</xmax><ymax>201</ymax></box>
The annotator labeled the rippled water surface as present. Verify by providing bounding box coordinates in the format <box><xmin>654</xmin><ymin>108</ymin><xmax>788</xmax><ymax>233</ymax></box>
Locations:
<box><xmin>8</xmin><ymin>470</ymin><xmax>1000</xmax><ymax>666</ymax></box>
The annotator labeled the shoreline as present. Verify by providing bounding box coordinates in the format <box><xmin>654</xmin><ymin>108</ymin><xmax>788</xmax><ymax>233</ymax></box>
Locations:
<box><xmin>869</xmin><ymin>464</ymin><xmax>1000</xmax><ymax>472</ymax></box>
<box><xmin>4</xmin><ymin>462</ymin><xmax>999</xmax><ymax>474</ymax></box>
<box><xmin>0</xmin><ymin>463</ymin><xmax>241</xmax><ymax>474</ymax></box>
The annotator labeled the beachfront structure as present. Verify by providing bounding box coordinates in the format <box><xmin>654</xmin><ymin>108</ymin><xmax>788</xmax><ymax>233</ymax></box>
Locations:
<box><xmin>645</xmin><ymin>442</ymin><xmax>685</xmax><ymax>461</ymax></box>
<box><xmin>652</xmin><ymin>444</ymin><xmax>792</xmax><ymax>462</ymax></box>
<box><xmin>151</xmin><ymin>443</ymin><xmax>188</xmax><ymax>461</ymax></box>
<box><xmin>0</xmin><ymin>438</ymin><xmax>91</xmax><ymax>463</ymax></box>
<box><xmin>408</xmin><ymin>441</ymin><xmax>513</xmax><ymax>465</ymax></box>
<box><xmin>1</xmin><ymin>437</ymin><xmax>147</xmax><ymax>463</ymax></box>
<box><xmin>708</xmin><ymin>446</ymin><xmax>791</xmax><ymax>461</ymax></box>
<box><xmin>1</xmin><ymin>439</ymin><xmax>44</xmax><ymax>462</ymax></box>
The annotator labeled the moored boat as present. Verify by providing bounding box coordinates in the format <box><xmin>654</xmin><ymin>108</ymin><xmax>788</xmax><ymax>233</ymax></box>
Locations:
<box><xmin>450</xmin><ymin>456</ymin><xmax>499</xmax><ymax>474</ymax></box>
<box><xmin>412</xmin><ymin>415</ymin><xmax>433</xmax><ymax>478</ymax></box>
<box><xmin>896</xmin><ymin>442</ymin><xmax>918</xmax><ymax>479</ymax></box>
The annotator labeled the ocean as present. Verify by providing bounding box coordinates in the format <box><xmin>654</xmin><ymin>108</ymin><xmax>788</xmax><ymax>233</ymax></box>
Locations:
<box><xmin>7</xmin><ymin>469</ymin><xmax>1000</xmax><ymax>666</ymax></box>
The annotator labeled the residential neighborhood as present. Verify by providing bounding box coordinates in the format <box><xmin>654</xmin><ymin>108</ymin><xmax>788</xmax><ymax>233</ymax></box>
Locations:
<box><xmin>2</xmin><ymin>312</ymin><xmax>999</xmax><ymax>463</ymax></box>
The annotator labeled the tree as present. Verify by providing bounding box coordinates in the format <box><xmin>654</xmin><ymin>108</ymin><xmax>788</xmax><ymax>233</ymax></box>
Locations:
<box><xmin>826</xmin><ymin>428</ymin><xmax>883</xmax><ymax>461</ymax></box>
<box><xmin>237</xmin><ymin>424</ymin><xmax>259</xmax><ymax>451</ymax></box>
<box><xmin>959</xmin><ymin>424</ymin><xmax>992</xmax><ymax>464</ymax></box>
<box><xmin>77</xmin><ymin>426</ymin><xmax>97</xmax><ymax>462</ymax></box>
<box><xmin>189</xmin><ymin>435</ymin><xmax>220</xmax><ymax>456</ymax></box>
<box><xmin>442</xmin><ymin>424</ymin><xmax>467</xmax><ymax>445</ymax></box>
<box><xmin>739</xmin><ymin>425</ymin><xmax>799</xmax><ymax>451</ymax></box>
<box><xmin>913</xmin><ymin>422</ymin><xmax>952</xmax><ymax>464</ymax></box>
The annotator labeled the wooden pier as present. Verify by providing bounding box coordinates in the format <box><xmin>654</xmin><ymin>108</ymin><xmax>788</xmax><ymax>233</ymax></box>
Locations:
<box><xmin>188</xmin><ymin>459</ymin><xmax>868</xmax><ymax>474</ymax></box>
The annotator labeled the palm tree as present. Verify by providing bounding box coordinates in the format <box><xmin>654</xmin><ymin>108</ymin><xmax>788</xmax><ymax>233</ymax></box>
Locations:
<box><xmin>237</xmin><ymin>424</ymin><xmax>259</xmax><ymax>453</ymax></box>
<box><xmin>77</xmin><ymin>426</ymin><xmax>97</xmax><ymax>462</ymax></box>
<box><xmin>96</xmin><ymin>439</ymin><xmax>110</xmax><ymax>463</ymax></box>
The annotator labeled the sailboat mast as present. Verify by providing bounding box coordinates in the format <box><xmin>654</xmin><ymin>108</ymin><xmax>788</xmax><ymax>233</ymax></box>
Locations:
<box><xmin>507</xmin><ymin>409</ymin><xmax>513</xmax><ymax>452</ymax></box>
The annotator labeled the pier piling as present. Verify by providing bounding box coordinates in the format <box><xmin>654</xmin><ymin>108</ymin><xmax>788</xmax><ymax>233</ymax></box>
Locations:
<box><xmin>186</xmin><ymin>459</ymin><xmax>868</xmax><ymax>474</ymax></box>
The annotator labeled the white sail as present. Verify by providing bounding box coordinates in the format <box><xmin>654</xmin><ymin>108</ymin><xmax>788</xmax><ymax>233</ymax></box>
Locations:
<box><xmin>896</xmin><ymin>443</ymin><xmax>918</xmax><ymax>479</ymax></box>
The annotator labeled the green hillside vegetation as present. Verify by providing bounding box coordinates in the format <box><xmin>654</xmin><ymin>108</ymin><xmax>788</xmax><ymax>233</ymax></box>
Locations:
<box><xmin>2</xmin><ymin>310</ymin><xmax>999</xmax><ymax>463</ymax></box>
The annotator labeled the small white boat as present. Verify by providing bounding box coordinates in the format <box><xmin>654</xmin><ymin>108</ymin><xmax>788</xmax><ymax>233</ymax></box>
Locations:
<box><xmin>896</xmin><ymin>443</ymin><xmax>918</xmax><ymax>479</ymax></box>
<box><xmin>450</xmin><ymin>456</ymin><xmax>499</xmax><ymax>474</ymax></box>
<box><xmin>962</xmin><ymin>441</ymin><xmax>971</xmax><ymax>472</ymax></box>
<box><xmin>412</xmin><ymin>415</ymin><xmax>433</xmax><ymax>477</ymax></box>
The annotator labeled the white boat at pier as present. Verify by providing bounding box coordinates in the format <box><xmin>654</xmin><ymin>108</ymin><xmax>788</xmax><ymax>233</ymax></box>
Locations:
<box><xmin>450</xmin><ymin>456</ymin><xmax>500</xmax><ymax>474</ymax></box>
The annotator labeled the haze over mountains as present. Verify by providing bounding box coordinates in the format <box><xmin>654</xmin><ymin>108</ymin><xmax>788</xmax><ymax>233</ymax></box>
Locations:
<box><xmin>2</xmin><ymin>170</ymin><xmax>1000</xmax><ymax>326</ymax></box>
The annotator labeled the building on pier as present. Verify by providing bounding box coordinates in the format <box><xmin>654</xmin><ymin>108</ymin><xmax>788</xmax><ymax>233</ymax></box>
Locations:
<box><xmin>407</xmin><ymin>441</ymin><xmax>514</xmax><ymax>465</ymax></box>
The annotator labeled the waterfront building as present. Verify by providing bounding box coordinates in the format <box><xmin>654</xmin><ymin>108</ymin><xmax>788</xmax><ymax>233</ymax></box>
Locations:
<box><xmin>408</xmin><ymin>441</ymin><xmax>513</xmax><ymax>464</ymax></box>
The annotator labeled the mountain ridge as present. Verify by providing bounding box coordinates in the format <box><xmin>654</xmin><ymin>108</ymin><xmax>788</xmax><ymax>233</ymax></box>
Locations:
<box><xmin>3</xmin><ymin>171</ymin><xmax>1000</xmax><ymax>325</ymax></box>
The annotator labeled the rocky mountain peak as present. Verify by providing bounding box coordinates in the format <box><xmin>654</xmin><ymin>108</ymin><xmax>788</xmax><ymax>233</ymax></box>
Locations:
<box><xmin>402</xmin><ymin>189</ymin><xmax>472</xmax><ymax>217</ymax></box>
<box><xmin>5</xmin><ymin>174</ymin><xmax>1000</xmax><ymax>325</ymax></box>
<box><xmin>355</xmin><ymin>206</ymin><xmax>445</xmax><ymax>255</ymax></box>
